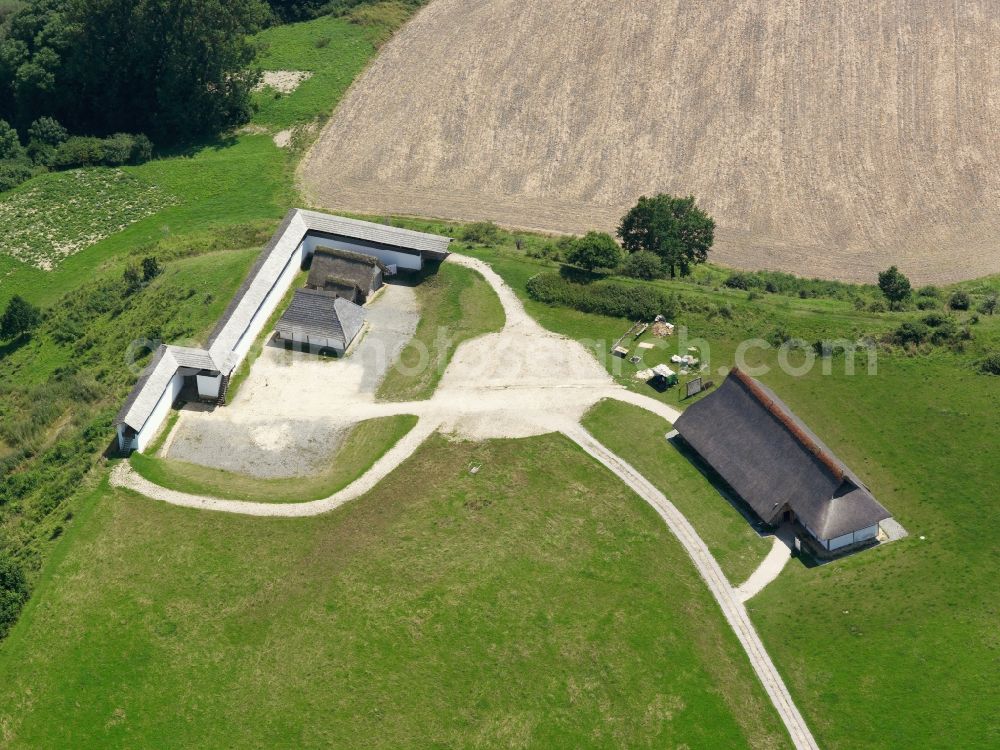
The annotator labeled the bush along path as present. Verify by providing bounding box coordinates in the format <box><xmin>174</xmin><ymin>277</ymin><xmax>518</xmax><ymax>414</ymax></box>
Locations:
<box><xmin>111</xmin><ymin>252</ymin><xmax>816</xmax><ymax>749</ymax></box>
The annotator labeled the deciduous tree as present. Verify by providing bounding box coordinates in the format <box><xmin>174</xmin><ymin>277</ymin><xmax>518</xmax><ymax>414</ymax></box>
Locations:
<box><xmin>617</xmin><ymin>194</ymin><xmax>714</xmax><ymax>278</ymax></box>
<box><xmin>877</xmin><ymin>265</ymin><xmax>911</xmax><ymax>307</ymax></box>
<box><xmin>566</xmin><ymin>231</ymin><xmax>621</xmax><ymax>271</ymax></box>
<box><xmin>0</xmin><ymin>295</ymin><xmax>42</xmax><ymax>340</ymax></box>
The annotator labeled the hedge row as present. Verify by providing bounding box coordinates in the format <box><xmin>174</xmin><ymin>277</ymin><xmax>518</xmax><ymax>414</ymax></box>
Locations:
<box><xmin>526</xmin><ymin>272</ymin><xmax>679</xmax><ymax>321</ymax></box>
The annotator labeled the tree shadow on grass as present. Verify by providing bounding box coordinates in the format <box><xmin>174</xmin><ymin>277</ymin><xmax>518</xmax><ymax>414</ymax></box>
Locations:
<box><xmin>154</xmin><ymin>133</ymin><xmax>241</xmax><ymax>160</ymax></box>
<box><xmin>0</xmin><ymin>334</ymin><xmax>31</xmax><ymax>361</ymax></box>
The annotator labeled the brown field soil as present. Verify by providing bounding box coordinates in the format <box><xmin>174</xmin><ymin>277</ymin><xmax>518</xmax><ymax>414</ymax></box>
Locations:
<box><xmin>300</xmin><ymin>0</ymin><xmax>1000</xmax><ymax>284</ymax></box>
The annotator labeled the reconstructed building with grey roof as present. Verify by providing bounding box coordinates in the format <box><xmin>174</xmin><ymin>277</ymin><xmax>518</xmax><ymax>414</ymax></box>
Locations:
<box><xmin>673</xmin><ymin>367</ymin><xmax>892</xmax><ymax>555</ymax></box>
<box><xmin>113</xmin><ymin>209</ymin><xmax>451</xmax><ymax>453</ymax></box>
<box><xmin>276</xmin><ymin>290</ymin><xmax>365</xmax><ymax>353</ymax></box>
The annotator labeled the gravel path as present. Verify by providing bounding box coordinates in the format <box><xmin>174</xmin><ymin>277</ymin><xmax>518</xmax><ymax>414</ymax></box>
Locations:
<box><xmin>735</xmin><ymin>526</ymin><xmax>795</xmax><ymax>603</ymax></box>
<box><xmin>112</xmin><ymin>252</ymin><xmax>813</xmax><ymax>747</ymax></box>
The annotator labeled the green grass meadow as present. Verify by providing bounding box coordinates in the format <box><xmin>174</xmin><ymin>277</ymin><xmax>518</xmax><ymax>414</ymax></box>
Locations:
<box><xmin>0</xmin><ymin>434</ymin><xmax>790</xmax><ymax>749</ymax></box>
<box><xmin>419</xmin><ymin>242</ymin><xmax>1000</xmax><ymax>749</ymax></box>
<box><xmin>582</xmin><ymin>399</ymin><xmax>772</xmax><ymax>585</ymax></box>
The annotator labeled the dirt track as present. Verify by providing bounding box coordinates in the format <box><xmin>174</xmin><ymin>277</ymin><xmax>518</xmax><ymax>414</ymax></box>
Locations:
<box><xmin>300</xmin><ymin>0</ymin><xmax>1000</xmax><ymax>284</ymax></box>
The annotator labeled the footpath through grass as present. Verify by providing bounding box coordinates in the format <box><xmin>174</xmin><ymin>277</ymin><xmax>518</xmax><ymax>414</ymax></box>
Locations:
<box><xmin>582</xmin><ymin>399</ymin><xmax>772</xmax><ymax>584</ymax></box>
<box><xmin>0</xmin><ymin>433</ymin><xmax>790</xmax><ymax>749</ymax></box>
<box><xmin>376</xmin><ymin>261</ymin><xmax>505</xmax><ymax>401</ymax></box>
<box><xmin>130</xmin><ymin>415</ymin><xmax>417</xmax><ymax>503</ymax></box>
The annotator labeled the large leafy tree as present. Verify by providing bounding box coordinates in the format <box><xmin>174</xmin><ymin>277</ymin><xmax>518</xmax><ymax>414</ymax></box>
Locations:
<box><xmin>877</xmin><ymin>265</ymin><xmax>912</xmax><ymax>307</ymax></box>
<box><xmin>617</xmin><ymin>194</ymin><xmax>715</xmax><ymax>278</ymax></box>
<box><xmin>0</xmin><ymin>0</ymin><xmax>267</xmax><ymax>143</ymax></box>
<box><xmin>0</xmin><ymin>295</ymin><xmax>42</xmax><ymax>340</ymax></box>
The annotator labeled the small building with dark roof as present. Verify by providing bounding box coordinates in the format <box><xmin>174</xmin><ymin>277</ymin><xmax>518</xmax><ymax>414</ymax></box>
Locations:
<box><xmin>306</xmin><ymin>246</ymin><xmax>386</xmax><ymax>303</ymax></box>
<box><xmin>673</xmin><ymin>367</ymin><xmax>892</xmax><ymax>555</ymax></box>
<box><xmin>275</xmin><ymin>289</ymin><xmax>365</xmax><ymax>354</ymax></box>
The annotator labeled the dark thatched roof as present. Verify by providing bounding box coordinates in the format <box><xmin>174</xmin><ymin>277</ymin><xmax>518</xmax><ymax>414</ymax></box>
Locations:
<box><xmin>307</xmin><ymin>246</ymin><xmax>384</xmax><ymax>295</ymax></box>
<box><xmin>673</xmin><ymin>368</ymin><xmax>890</xmax><ymax>541</ymax></box>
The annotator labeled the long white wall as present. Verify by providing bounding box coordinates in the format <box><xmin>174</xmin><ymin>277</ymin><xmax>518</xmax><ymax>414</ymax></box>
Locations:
<box><xmin>227</xmin><ymin>240</ymin><xmax>310</xmax><ymax>372</ymax></box>
<box><xmin>135</xmin><ymin>371</ymin><xmax>185</xmax><ymax>453</ymax></box>
<box><xmin>827</xmin><ymin>524</ymin><xmax>879</xmax><ymax>551</ymax></box>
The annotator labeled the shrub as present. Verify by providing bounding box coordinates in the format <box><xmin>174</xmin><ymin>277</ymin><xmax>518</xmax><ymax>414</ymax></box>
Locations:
<box><xmin>566</xmin><ymin>231</ymin><xmax>621</xmax><ymax>271</ymax></box>
<box><xmin>26</xmin><ymin>139</ymin><xmax>55</xmax><ymax>166</ymax></box>
<box><xmin>928</xmin><ymin>318</ymin><xmax>959</xmax><ymax>345</ymax></box>
<box><xmin>0</xmin><ymin>159</ymin><xmax>34</xmax><ymax>192</ymax></box>
<box><xmin>0</xmin><ymin>295</ymin><xmax>43</xmax><ymax>340</ymax></box>
<box><xmin>49</xmin><ymin>133</ymin><xmax>154</xmax><ymax>169</ymax></box>
<box><xmin>621</xmin><ymin>250</ymin><xmax>664</xmax><ymax>280</ymax></box>
<box><xmin>921</xmin><ymin>312</ymin><xmax>949</xmax><ymax>327</ymax></box>
<box><xmin>948</xmin><ymin>290</ymin><xmax>971</xmax><ymax>310</ymax></box>
<box><xmin>767</xmin><ymin>326</ymin><xmax>792</xmax><ymax>346</ymax></box>
<box><xmin>916</xmin><ymin>297</ymin><xmax>939</xmax><ymax>310</ymax></box>
<box><xmin>460</xmin><ymin>221</ymin><xmax>501</xmax><ymax>245</ymax></box>
<box><xmin>27</xmin><ymin>116</ymin><xmax>68</xmax><ymax>147</ymax></box>
<box><xmin>315</xmin><ymin>36</ymin><xmax>331</xmax><ymax>48</ymax></box>
<box><xmin>52</xmin><ymin>137</ymin><xmax>106</xmax><ymax>168</ymax></box>
<box><xmin>526</xmin><ymin>272</ymin><xmax>678</xmax><ymax>320</ymax></box>
<box><xmin>978</xmin><ymin>353</ymin><xmax>1000</xmax><ymax>376</ymax></box>
<box><xmin>917</xmin><ymin>285</ymin><xmax>940</xmax><ymax>298</ymax></box>
<box><xmin>0</xmin><ymin>552</ymin><xmax>29</xmax><ymax>639</ymax></box>
<box><xmin>892</xmin><ymin>321</ymin><xmax>929</xmax><ymax>345</ymax></box>
<box><xmin>101</xmin><ymin>133</ymin><xmax>136</xmax><ymax>166</ymax></box>
<box><xmin>141</xmin><ymin>256</ymin><xmax>162</xmax><ymax>282</ymax></box>
<box><xmin>724</xmin><ymin>272</ymin><xmax>761</xmax><ymax>290</ymax></box>
<box><xmin>131</xmin><ymin>134</ymin><xmax>154</xmax><ymax>163</ymax></box>
<box><xmin>978</xmin><ymin>294</ymin><xmax>997</xmax><ymax>316</ymax></box>
<box><xmin>527</xmin><ymin>242</ymin><xmax>564</xmax><ymax>262</ymax></box>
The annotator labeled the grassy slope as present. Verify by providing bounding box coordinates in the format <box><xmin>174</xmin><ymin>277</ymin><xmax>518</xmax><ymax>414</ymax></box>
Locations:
<box><xmin>252</xmin><ymin>15</ymin><xmax>380</xmax><ymax>129</ymax></box>
<box><xmin>376</xmin><ymin>261</ymin><xmax>505</xmax><ymax>401</ymax></box>
<box><xmin>130</xmin><ymin>414</ymin><xmax>417</xmax><ymax>503</ymax></box>
<box><xmin>582</xmin><ymin>399</ymin><xmax>772</xmax><ymax>585</ymax></box>
<box><xmin>0</xmin><ymin>434</ymin><xmax>790</xmax><ymax>749</ymax></box>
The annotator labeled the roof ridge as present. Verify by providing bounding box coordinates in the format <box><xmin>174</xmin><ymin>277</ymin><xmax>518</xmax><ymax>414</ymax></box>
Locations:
<box><xmin>729</xmin><ymin>367</ymin><xmax>845</xmax><ymax>481</ymax></box>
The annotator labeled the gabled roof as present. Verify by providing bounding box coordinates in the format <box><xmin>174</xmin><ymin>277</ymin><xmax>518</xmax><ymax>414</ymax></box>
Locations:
<box><xmin>276</xmin><ymin>289</ymin><xmax>365</xmax><ymax>346</ymax></box>
<box><xmin>673</xmin><ymin>368</ymin><xmax>890</xmax><ymax>540</ymax></box>
<box><xmin>307</xmin><ymin>246</ymin><xmax>382</xmax><ymax>293</ymax></box>
<box><xmin>298</xmin><ymin>209</ymin><xmax>452</xmax><ymax>258</ymax></box>
<box><xmin>115</xmin><ymin>345</ymin><xmax>177</xmax><ymax>430</ymax></box>
<box><xmin>168</xmin><ymin>345</ymin><xmax>218</xmax><ymax>371</ymax></box>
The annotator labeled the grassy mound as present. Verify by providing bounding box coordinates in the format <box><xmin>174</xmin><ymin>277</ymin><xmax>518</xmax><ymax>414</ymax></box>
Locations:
<box><xmin>0</xmin><ymin>433</ymin><xmax>789</xmax><ymax>748</ymax></box>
